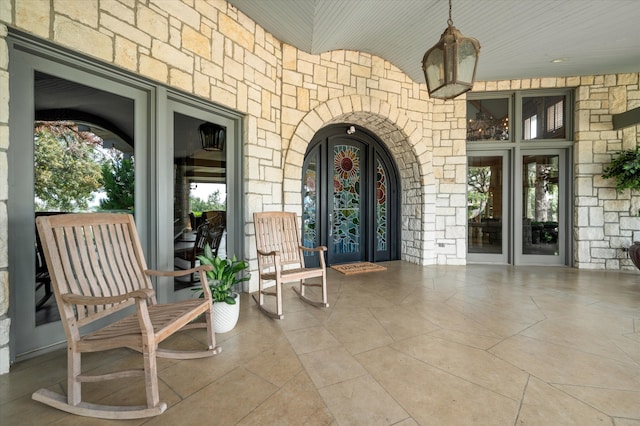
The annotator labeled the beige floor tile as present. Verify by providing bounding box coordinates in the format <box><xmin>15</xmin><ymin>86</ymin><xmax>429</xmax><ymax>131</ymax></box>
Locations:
<box><xmin>298</xmin><ymin>346</ymin><xmax>368</xmax><ymax>388</ymax></box>
<box><xmin>370</xmin><ymin>304</ymin><xmax>441</xmax><ymax>341</ymax></box>
<box><xmin>517</xmin><ymin>377</ymin><xmax>610</xmax><ymax>424</ymax></box>
<box><xmin>520</xmin><ymin>317</ymin><xmax>637</xmax><ymax>364</ymax></box>
<box><xmin>490</xmin><ymin>335</ymin><xmax>640</xmax><ymax>391</ymax></box>
<box><xmin>555</xmin><ymin>384</ymin><xmax>640</xmax><ymax>419</ymax></box>
<box><xmin>614</xmin><ymin>334</ymin><xmax>640</xmax><ymax>364</ymax></box>
<box><xmin>392</xmin><ymin>335</ymin><xmax>528</xmax><ymax>400</ymax></box>
<box><xmin>244</xmin><ymin>338</ymin><xmax>304</xmax><ymax>387</ymax></box>
<box><xmin>146</xmin><ymin>367</ymin><xmax>277</xmax><ymax>426</ymax></box>
<box><xmin>284</xmin><ymin>326</ymin><xmax>342</xmax><ymax>355</ymax></box>
<box><xmin>356</xmin><ymin>346</ymin><xmax>519</xmax><ymax>425</ymax></box>
<box><xmin>446</xmin><ymin>292</ymin><xmax>547</xmax><ymax>337</ymax></box>
<box><xmin>318</xmin><ymin>374</ymin><xmax>410</xmax><ymax>425</ymax></box>
<box><xmin>325</xmin><ymin>307</ymin><xmax>394</xmax><ymax>355</ymax></box>
<box><xmin>425</xmin><ymin>328</ymin><xmax>503</xmax><ymax>350</ymax></box>
<box><xmin>276</xmin><ymin>309</ymin><xmax>324</xmax><ymax>332</ymax></box>
<box><xmin>238</xmin><ymin>370</ymin><xmax>334</xmax><ymax>425</ymax></box>
<box><xmin>613</xmin><ymin>419</ymin><xmax>640</xmax><ymax>426</ymax></box>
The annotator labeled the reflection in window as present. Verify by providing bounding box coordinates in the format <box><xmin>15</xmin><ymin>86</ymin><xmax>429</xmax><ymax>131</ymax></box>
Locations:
<box><xmin>467</xmin><ymin>156</ymin><xmax>503</xmax><ymax>255</ymax></box>
<box><xmin>303</xmin><ymin>154</ymin><xmax>318</xmax><ymax>252</ymax></box>
<box><xmin>522</xmin><ymin>95</ymin><xmax>566</xmax><ymax>140</ymax></box>
<box><xmin>547</xmin><ymin>99</ymin><xmax>564</xmax><ymax>132</ymax></box>
<box><xmin>173</xmin><ymin>112</ymin><xmax>227</xmax><ymax>291</ymax></box>
<box><xmin>467</xmin><ymin>98</ymin><xmax>509</xmax><ymax>141</ymax></box>
<box><xmin>524</xmin><ymin>115</ymin><xmax>537</xmax><ymax>140</ymax></box>
<box><xmin>522</xmin><ymin>155</ymin><xmax>559</xmax><ymax>255</ymax></box>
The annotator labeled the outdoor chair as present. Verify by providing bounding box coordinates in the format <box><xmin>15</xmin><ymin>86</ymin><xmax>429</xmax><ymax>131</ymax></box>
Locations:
<box><xmin>33</xmin><ymin>213</ymin><xmax>221</xmax><ymax>419</ymax></box>
<box><xmin>174</xmin><ymin>221</ymin><xmax>211</xmax><ymax>283</ymax></box>
<box><xmin>253</xmin><ymin>211</ymin><xmax>328</xmax><ymax>319</ymax></box>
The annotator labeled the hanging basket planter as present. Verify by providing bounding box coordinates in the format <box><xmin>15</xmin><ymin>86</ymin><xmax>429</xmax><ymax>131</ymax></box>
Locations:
<box><xmin>601</xmin><ymin>146</ymin><xmax>640</xmax><ymax>193</ymax></box>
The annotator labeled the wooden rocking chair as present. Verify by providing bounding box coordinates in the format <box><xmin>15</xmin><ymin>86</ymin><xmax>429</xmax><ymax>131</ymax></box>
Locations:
<box><xmin>33</xmin><ymin>213</ymin><xmax>221</xmax><ymax>419</ymax></box>
<box><xmin>252</xmin><ymin>211</ymin><xmax>328</xmax><ymax>319</ymax></box>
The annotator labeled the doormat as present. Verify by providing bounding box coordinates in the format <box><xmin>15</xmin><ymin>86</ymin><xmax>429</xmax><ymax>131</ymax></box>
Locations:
<box><xmin>330</xmin><ymin>262</ymin><xmax>387</xmax><ymax>275</ymax></box>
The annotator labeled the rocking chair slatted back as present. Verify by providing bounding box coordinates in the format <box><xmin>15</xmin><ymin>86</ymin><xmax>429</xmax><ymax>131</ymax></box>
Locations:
<box><xmin>40</xmin><ymin>213</ymin><xmax>152</xmax><ymax>327</ymax></box>
<box><xmin>254</xmin><ymin>211</ymin><xmax>305</xmax><ymax>268</ymax></box>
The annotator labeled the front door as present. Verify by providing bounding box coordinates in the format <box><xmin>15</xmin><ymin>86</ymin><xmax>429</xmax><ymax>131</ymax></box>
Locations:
<box><xmin>302</xmin><ymin>125</ymin><xmax>400</xmax><ymax>266</ymax></box>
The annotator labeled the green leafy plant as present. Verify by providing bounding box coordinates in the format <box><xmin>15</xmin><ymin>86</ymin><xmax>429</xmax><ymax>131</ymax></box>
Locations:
<box><xmin>192</xmin><ymin>244</ymin><xmax>249</xmax><ymax>304</ymax></box>
<box><xmin>602</xmin><ymin>146</ymin><xmax>640</xmax><ymax>193</ymax></box>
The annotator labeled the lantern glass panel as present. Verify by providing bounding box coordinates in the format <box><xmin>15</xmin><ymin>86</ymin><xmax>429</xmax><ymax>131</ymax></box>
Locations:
<box><xmin>458</xmin><ymin>39</ymin><xmax>478</xmax><ymax>84</ymax></box>
<box><xmin>424</xmin><ymin>47</ymin><xmax>445</xmax><ymax>90</ymax></box>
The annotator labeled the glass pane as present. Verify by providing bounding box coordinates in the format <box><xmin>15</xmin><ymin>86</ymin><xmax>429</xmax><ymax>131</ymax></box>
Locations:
<box><xmin>173</xmin><ymin>112</ymin><xmax>227</xmax><ymax>291</ymax></box>
<box><xmin>34</xmin><ymin>72</ymin><xmax>135</xmax><ymax>326</ymax></box>
<box><xmin>376</xmin><ymin>159</ymin><xmax>387</xmax><ymax>251</ymax></box>
<box><xmin>467</xmin><ymin>156</ymin><xmax>503</xmax><ymax>254</ymax></box>
<box><xmin>457</xmin><ymin>39</ymin><xmax>478</xmax><ymax>84</ymax></box>
<box><xmin>467</xmin><ymin>98</ymin><xmax>509</xmax><ymax>141</ymax></box>
<box><xmin>332</xmin><ymin>144</ymin><xmax>361</xmax><ymax>255</ymax></box>
<box><xmin>521</xmin><ymin>95</ymin><xmax>566</xmax><ymax>140</ymax></box>
<box><xmin>522</xmin><ymin>155</ymin><xmax>559</xmax><ymax>255</ymax></box>
<box><xmin>302</xmin><ymin>154</ymin><xmax>318</xmax><ymax>252</ymax></box>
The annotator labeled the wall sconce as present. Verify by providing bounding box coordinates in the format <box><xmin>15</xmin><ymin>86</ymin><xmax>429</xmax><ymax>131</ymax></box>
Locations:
<box><xmin>199</xmin><ymin>122</ymin><xmax>226</xmax><ymax>151</ymax></box>
<box><xmin>422</xmin><ymin>0</ymin><xmax>480</xmax><ymax>100</ymax></box>
<box><xmin>347</xmin><ymin>126</ymin><xmax>356</xmax><ymax>135</ymax></box>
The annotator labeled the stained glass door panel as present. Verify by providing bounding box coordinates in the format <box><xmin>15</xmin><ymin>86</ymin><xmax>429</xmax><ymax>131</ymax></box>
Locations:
<box><xmin>329</xmin><ymin>142</ymin><xmax>365</xmax><ymax>264</ymax></box>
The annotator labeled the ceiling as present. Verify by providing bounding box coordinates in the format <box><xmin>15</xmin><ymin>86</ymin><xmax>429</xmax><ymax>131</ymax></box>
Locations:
<box><xmin>226</xmin><ymin>0</ymin><xmax>640</xmax><ymax>83</ymax></box>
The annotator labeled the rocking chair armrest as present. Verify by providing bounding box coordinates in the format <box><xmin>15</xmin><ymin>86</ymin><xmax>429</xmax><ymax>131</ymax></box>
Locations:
<box><xmin>257</xmin><ymin>248</ymin><xmax>280</xmax><ymax>258</ymax></box>
<box><xmin>145</xmin><ymin>264</ymin><xmax>213</xmax><ymax>278</ymax></box>
<box><xmin>299</xmin><ymin>245</ymin><xmax>327</xmax><ymax>253</ymax></box>
<box><xmin>61</xmin><ymin>288</ymin><xmax>155</xmax><ymax>305</ymax></box>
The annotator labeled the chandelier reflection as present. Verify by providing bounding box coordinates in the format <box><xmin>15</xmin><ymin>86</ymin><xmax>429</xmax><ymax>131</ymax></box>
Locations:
<box><xmin>467</xmin><ymin>113</ymin><xmax>509</xmax><ymax>141</ymax></box>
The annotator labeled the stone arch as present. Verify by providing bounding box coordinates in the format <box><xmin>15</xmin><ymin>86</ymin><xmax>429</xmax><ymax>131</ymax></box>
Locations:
<box><xmin>283</xmin><ymin>95</ymin><xmax>436</xmax><ymax>265</ymax></box>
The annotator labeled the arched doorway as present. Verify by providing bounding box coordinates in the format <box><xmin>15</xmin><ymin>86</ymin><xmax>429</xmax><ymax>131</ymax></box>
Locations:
<box><xmin>302</xmin><ymin>124</ymin><xmax>401</xmax><ymax>266</ymax></box>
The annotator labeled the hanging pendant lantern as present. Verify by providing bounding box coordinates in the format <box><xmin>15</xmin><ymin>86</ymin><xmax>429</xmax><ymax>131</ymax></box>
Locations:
<box><xmin>422</xmin><ymin>0</ymin><xmax>480</xmax><ymax>100</ymax></box>
<box><xmin>199</xmin><ymin>122</ymin><xmax>226</xmax><ymax>151</ymax></box>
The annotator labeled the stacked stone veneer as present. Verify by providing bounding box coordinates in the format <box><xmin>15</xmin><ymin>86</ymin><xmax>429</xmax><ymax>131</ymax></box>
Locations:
<box><xmin>0</xmin><ymin>0</ymin><xmax>638</xmax><ymax>373</ymax></box>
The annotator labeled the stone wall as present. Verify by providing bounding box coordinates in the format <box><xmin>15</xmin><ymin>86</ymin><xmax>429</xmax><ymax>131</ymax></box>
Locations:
<box><xmin>574</xmin><ymin>74</ymin><xmax>640</xmax><ymax>269</ymax></box>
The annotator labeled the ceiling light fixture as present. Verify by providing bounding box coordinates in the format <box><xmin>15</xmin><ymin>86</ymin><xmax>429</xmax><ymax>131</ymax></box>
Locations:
<box><xmin>422</xmin><ymin>0</ymin><xmax>481</xmax><ymax>100</ymax></box>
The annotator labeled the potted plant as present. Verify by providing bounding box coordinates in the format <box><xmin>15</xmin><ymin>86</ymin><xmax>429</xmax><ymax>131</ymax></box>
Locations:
<box><xmin>602</xmin><ymin>146</ymin><xmax>640</xmax><ymax>193</ymax></box>
<box><xmin>602</xmin><ymin>147</ymin><xmax>640</xmax><ymax>268</ymax></box>
<box><xmin>192</xmin><ymin>244</ymin><xmax>250</xmax><ymax>333</ymax></box>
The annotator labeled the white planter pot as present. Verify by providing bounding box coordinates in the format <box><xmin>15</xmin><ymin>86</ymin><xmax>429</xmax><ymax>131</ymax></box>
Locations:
<box><xmin>212</xmin><ymin>292</ymin><xmax>240</xmax><ymax>333</ymax></box>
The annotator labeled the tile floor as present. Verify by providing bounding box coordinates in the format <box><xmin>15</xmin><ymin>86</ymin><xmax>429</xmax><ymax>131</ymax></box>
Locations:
<box><xmin>1</xmin><ymin>262</ymin><xmax>639</xmax><ymax>425</ymax></box>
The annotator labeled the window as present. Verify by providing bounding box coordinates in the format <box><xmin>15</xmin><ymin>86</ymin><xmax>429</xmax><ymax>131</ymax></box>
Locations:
<box><xmin>467</xmin><ymin>98</ymin><xmax>510</xmax><ymax>141</ymax></box>
<box><xmin>522</xmin><ymin>95</ymin><xmax>566</xmax><ymax>140</ymax></box>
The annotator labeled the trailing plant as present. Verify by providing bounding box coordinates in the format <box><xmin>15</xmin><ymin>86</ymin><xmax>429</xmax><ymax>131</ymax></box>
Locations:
<box><xmin>192</xmin><ymin>244</ymin><xmax>249</xmax><ymax>304</ymax></box>
<box><xmin>602</xmin><ymin>146</ymin><xmax>640</xmax><ymax>193</ymax></box>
